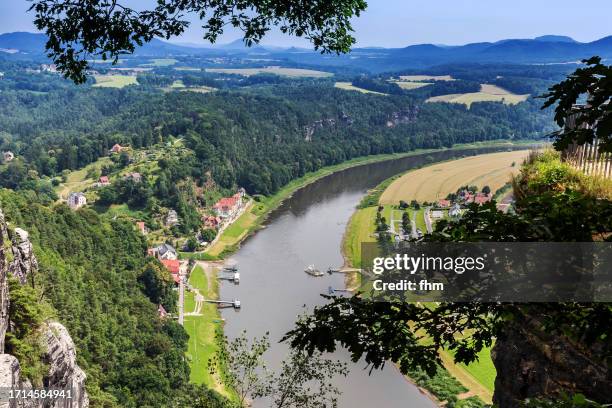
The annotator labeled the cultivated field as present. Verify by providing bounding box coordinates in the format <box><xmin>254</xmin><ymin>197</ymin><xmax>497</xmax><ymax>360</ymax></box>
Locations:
<box><xmin>205</xmin><ymin>66</ymin><xmax>333</xmax><ymax>78</ymax></box>
<box><xmin>390</xmin><ymin>80</ymin><xmax>432</xmax><ymax>90</ymax></box>
<box><xmin>380</xmin><ymin>150</ymin><xmax>530</xmax><ymax>204</ymax></box>
<box><xmin>399</xmin><ymin>74</ymin><xmax>455</xmax><ymax>81</ymax></box>
<box><xmin>426</xmin><ymin>84</ymin><xmax>529</xmax><ymax>108</ymax></box>
<box><xmin>93</xmin><ymin>74</ymin><xmax>138</xmax><ymax>88</ymax></box>
<box><xmin>334</xmin><ymin>82</ymin><xmax>386</xmax><ymax>95</ymax></box>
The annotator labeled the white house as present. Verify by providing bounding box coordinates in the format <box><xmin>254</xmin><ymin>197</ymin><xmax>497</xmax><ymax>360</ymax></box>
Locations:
<box><xmin>68</xmin><ymin>192</ymin><xmax>87</xmax><ymax>209</ymax></box>
<box><xmin>155</xmin><ymin>243</ymin><xmax>178</xmax><ymax>261</ymax></box>
<box><xmin>449</xmin><ymin>203</ymin><xmax>462</xmax><ymax>218</ymax></box>
<box><xmin>2</xmin><ymin>151</ymin><xmax>14</xmax><ymax>163</ymax></box>
<box><xmin>166</xmin><ymin>209</ymin><xmax>179</xmax><ymax>226</ymax></box>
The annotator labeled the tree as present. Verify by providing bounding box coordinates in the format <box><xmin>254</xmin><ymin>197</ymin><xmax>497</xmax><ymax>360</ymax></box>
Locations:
<box><xmin>30</xmin><ymin>0</ymin><xmax>368</xmax><ymax>83</ymax></box>
<box><xmin>399</xmin><ymin>200</ymin><xmax>409</xmax><ymax>209</ymax></box>
<box><xmin>269</xmin><ymin>350</ymin><xmax>348</xmax><ymax>408</ymax></box>
<box><xmin>210</xmin><ymin>331</ymin><xmax>272</xmax><ymax>407</ymax></box>
<box><xmin>482</xmin><ymin>185</ymin><xmax>491</xmax><ymax>195</ymax></box>
<box><xmin>401</xmin><ymin>211</ymin><xmax>410</xmax><ymax>234</ymax></box>
<box><xmin>211</xmin><ymin>331</ymin><xmax>348</xmax><ymax>408</ymax></box>
<box><xmin>542</xmin><ymin>56</ymin><xmax>612</xmax><ymax>152</ymax></box>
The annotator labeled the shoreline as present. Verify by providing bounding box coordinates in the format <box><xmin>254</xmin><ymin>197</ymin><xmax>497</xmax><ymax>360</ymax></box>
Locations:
<box><xmin>206</xmin><ymin>140</ymin><xmax>537</xmax><ymax>259</ymax></box>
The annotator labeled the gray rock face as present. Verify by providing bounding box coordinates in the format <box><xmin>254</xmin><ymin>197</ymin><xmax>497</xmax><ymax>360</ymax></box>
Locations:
<box><xmin>43</xmin><ymin>322</ymin><xmax>89</xmax><ymax>408</ymax></box>
<box><xmin>8</xmin><ymin>227</ymin><xmax>38</xmax><ymax>285</ymax></box>
<box><xmin>0</xmin><ymin>210</ymin><xmax>10</xmax><ymax>353</ymax></box>
<box><xmin>0</xmin><ymin>209</ymin><xmax>88</xmax><ymax>408</ymax></box>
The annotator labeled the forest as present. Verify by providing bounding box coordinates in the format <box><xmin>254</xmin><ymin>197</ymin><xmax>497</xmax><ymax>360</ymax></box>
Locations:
<box><xmin>0</xmin><ymin>62</ymin><xmax>556</xmax><ymax>200</ymax></box>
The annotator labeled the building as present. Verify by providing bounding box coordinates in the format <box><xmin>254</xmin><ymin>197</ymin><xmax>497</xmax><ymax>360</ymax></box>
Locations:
<box><xmin>110</xmin><ymin>144</ymin><xmax>124</xmax><ymax>154</ymax></box>
<box><xmin>153</xmin><ymin>243</ymin><xmax>178</xmax><ymax>260</ymax></box>
<box><xmin>203</xmin><ymin>215</ymin><xmax>221</xmax><ymax>229</ymax></box>
<box><xmin>2</xmin><ymin>151</ymin><xmax>14</xmax><ymax>163</ymax></box>
<box><xmin>474</xmin><ymin>193</ymin><xmax>492</xmax><ymax>205</ymax></box>
<box><xmin>68</xmin><ymin>192</ymin><xmax>87</xmax><ymax>209</ymax></box>
<box><xmin>161</xmin><ymin>259</ymin><xmax>180</xmax><ymax>275</ymax></box>
<box><xmin>158</xmin><ymin>304</ymin><xmax>168</xmax><ymax>318</ymax></box>
<box><xmin>97</xmin><ymin>176</ymin><xmax>110</xmax><ymax>186</ymax></box>
<box><xmin>449</xmin><ymin>203</ymin><xmax>462</xmax><ymax>218</ymax></box>
<box><xmin>41</xmin><ymin>64</ymin><xmax>58</xmax><ymax>73</ymax></box>
<box><xmin>437</xmin><ymin>199</ymin><xmax>451</xmax><ymax>208</ymax></box>
<box><xmin>136</xmin><ymin>221</ymin><xmax>147</xmax><ymax>235</ymax></box>
<box><xmin>166</xmin><ymin>209</ymin><xmax>179</xmax><ymax>227</ymax></box>
<box><xmin>124</xmin><ymin>172</ymin><xmax>142</xmax><ymax>183</ymax></box>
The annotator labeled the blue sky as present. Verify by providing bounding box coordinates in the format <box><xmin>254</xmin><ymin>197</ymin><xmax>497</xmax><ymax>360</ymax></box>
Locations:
<box><xmin>1</xmin><ymin>0</ymin><xmax>610</xmax><ymax>47</ymax></box>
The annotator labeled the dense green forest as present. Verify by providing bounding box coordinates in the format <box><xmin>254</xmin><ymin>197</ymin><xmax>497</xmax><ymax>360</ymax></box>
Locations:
<box><xmin>0</xmin><ymin>189</ymin><xmax>229</xmax><ymax>407</ymax></box>
<box><xmin>0</xmin><ymin>63</ymin><xmax>555</xmax><ymax>198</ymax></box>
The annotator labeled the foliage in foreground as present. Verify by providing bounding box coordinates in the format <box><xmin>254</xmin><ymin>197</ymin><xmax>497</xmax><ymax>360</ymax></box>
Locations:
<box><xmin>210</xmin><ymin>331</ymin><xmax>348</xmax><ymax>408</ymax></box>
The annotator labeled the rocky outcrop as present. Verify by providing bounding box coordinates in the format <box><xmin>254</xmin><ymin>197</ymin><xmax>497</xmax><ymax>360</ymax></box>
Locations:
<box><xmin>492</xmin><ymin>314</ymin><xmax>611</xmax><ymax>407</ymax></box>
<box><xmin>386</xmin><ymin>107</ymin><xmax>419</xmax><ymax>128</ymax></box>
<box><xmin>0</xmin><ymin>209</ymin><xmax>89</xmax><ymax>408</ymax></box>
<box><xmin>8</xmin><ymin>228</ymin><xmax>38</xmax><ymax>285</ymax></box>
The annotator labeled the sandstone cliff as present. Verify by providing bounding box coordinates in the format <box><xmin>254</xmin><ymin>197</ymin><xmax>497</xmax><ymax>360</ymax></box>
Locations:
<box><xmin>0</xmin><ymin>209</ymin><xmax>89</xmax><ymax>408</ymax></box>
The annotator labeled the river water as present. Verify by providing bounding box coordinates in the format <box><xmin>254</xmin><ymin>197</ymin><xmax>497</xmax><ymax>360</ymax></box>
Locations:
<box><xmin>220</xmin><ymin>146</ymin><xmax>520</xmax><ymax>408</ymax></box>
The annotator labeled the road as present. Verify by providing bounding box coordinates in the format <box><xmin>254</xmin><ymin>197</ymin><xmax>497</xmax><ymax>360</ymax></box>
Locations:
<box><xmin>424</xmin><ymin>206</ymin><xmax>433</xmax><ymax>234</ymax></box>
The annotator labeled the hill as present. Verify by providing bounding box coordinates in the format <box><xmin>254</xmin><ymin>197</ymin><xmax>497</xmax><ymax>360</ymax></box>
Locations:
<box><xmin>2</xmin><ymin>32</ymin><xmax>612</xmax><ymax>73</ymax></box>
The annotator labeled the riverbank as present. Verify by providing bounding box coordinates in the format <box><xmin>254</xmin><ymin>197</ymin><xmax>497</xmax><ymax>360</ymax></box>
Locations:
<box><xmin>206</xmin><ymin>140</ymin><xmax>536</xmax><ymax>259</ymax></box>
<box><xmin>339</xmin><ymin>150</ymin><xmax>538</xmax><ymax>405</ymax></box>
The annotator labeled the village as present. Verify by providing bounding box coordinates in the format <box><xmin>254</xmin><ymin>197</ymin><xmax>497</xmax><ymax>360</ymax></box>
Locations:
<box><xmin>383</xmin><ymin>185</ymin><xmax>504</xmax><ymax>241</ymax></box>
<box><xmin>56</xmin><ymin>141</ymin><xmax>249</xmax><ymax>322</ymax></box>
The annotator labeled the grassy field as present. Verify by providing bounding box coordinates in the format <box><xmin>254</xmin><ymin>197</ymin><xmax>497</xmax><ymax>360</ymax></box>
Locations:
<box><xmin>181</xmin><ymin>86</ymin><xmax>216</xmax><ymax>93</ymax></box>
<box><xmin>390</xmin><ymin>81</ymin><xmax>432</xmax><ymax>90</ymax></box>
<box><xmin>399</xmin><ymin>75</ymin><xmax>455</xmax><ymax>81</ymax></box>
<box><xmin>426</xmin><ymin>84</ymin><xmax>529</xmax><ymax>108</ymax></box>
<box><xmin>184</xmin><ymin>265</ymin><xmax>231</xmax><ymax>396</ymax></box>
<box><xmin>142</xmin><ymin>58</ymin><xmax>178</xmax><ymax>67</ymax></box>
<box><xmin>334</xmin><ymin>82</ymin><xmax>386</xmax><ymax>95</ymax></box>
<box><xmin>93</xmin><ymin>74</ymin><xmax>138</xmax><ymax>88</ymax></box>
<box><xmin>380</xmin><ymin>150</ymin><xmax>530</xmax><ymax>204</ymax></box>
<box><xmin>206</xmin><ymin>66</ymin><xmax>332</xmax><ymax>78</ymax></box>
<box><xmin>54</xmin><ymin>157</ymin><xmax>113</xmax><ymax>199</ymax></box>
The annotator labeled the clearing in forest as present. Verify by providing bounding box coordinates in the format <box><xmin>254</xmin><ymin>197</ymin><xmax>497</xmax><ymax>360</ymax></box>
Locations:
<box><xmin>93</xmin><ymin>74</ymin><xmax>138</xmax><ymax>88</ymax></box>
<box><xmin>380</xmin><ymin>150</ymin><xmax>530</xmax><ymax>204</ymax></box>
<box><xmin>399</xmin><ymin>74</ymin><xmax>455</xmax><ymax>81</ymax></box>
<box><xmin>426</xmin><ymin>84</ymin><xmax>529</xmax><ymax>107</ymax></box>
<box><xmin>205</xmin><ymin>66</ymin><xmax>333</xmax><ymax>78</ymax></box>
<box><xmin>334</xmin><ymin>82</ymin><xmax>386</xmax><ymax>95</ymax></box>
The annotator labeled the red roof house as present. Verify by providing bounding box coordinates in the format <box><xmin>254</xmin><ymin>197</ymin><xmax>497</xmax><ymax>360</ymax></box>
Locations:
<box><xmin>474</xmin><ymin>193</ymin><xmax>492</xmax><ymax>205</ymax></box>
<box><xmin>158</xmin><ymin>304</ymin><xmax>168</xmax><ymax>318</ymax></box>
<box><xmin>136</xmin><ymin>221</ymin><xmax>147</xmax><ymax>235</ymax></box>
<box><xmin>99</xmin><ymin>176</ymin><xmax>110</xmax><ymax>185</ymax></box>
<box><xmin>213</xmin><ymin>196</ymin><xmax>239</xmax><ymax>218</ymax></box>
<box><xmin>161</xmin><ymin>259</ymin><xmax>180</xmax><ymax>275</ymax></box>
<box><xmin>110</xmin><ymin>144</ymin><xmax>124</xmax><ymax>154</ymax></box>
<box><xmin>437</xmin><ymin>199</ymin><xmax>451</xmax><ymax>208</ymax></box>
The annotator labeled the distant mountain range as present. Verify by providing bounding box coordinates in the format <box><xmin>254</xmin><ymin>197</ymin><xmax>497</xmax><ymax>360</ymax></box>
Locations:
<box><xmin>1</xmin><ymin>31</ymin><xmax>611</xmax><ymax>72</ymax></box>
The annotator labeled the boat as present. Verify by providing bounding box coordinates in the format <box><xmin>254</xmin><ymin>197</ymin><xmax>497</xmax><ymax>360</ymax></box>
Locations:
<box><xmin>304</xmin><ymin>264</ymin><xmax>324</xmax><ymax>277</ymax></box>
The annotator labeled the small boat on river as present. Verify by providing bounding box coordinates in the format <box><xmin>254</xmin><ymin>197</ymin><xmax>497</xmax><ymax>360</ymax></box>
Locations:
<box><xmin>304</xmin><ymin>264</ymin><xmax>324</xmax><ymax>277</ymax></box>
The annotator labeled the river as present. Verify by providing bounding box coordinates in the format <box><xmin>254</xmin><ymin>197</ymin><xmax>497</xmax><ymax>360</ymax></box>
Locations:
<box><xmin>220</xmin><ymin>146</ymin><xmax>522</xmax><ymax>407</ymax></box>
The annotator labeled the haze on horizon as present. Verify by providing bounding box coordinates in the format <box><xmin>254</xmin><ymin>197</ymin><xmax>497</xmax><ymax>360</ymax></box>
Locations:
<box><xmin>1</xmin><ymin>0</ymin><xmax>610</xmax><ymax>48</ymax></box>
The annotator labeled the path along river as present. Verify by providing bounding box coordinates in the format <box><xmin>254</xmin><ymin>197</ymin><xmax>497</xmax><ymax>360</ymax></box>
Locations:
<box><xmin>220</xmin><ymin>146</ymin><xmax>522</xmax><ymax>407</ymax></box>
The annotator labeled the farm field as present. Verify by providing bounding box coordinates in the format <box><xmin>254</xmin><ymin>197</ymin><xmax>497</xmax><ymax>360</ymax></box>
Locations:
<box><xmin>426</xmin><ymin>84</ymin><xmax>529</xmax><ymax>107</ymax></box>
<box><xmin>399</xmin><ymin>74</ymin><xmax>455</xmax><ymax>81</ymax></box>
<box><xmin>334</xmin><ymin>81</ymin><xmax>386</xmax><ymax>95</ymax></box>
<box><xmin>205</xmin><ymin>66</ymin><xmax>333</xmax><ymax>78</ymax></box>
<box><xmin>389</xmin><ymin>80</ymin><xmax>431</xmax><ymax>90</ymax></box>
<box><xmin>93</xmin><ymin>74</ymin><xmax>138</xmax><ymax>88</ymax></box>
<box><xmin>380</xmin><ymin>150</ymin><xmax>530</xmax><ymax>204</ymax></box>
